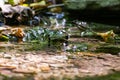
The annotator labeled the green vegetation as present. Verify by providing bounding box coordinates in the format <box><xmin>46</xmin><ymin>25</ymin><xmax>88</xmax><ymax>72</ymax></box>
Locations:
<box><xmin>75</xmin><ymin>72</ymin><xmax>120</xmax><ymax>80</ymax></box>
<box><xmin>0</xmin><ymin>1</ymin><xmax>120</xmax><ymax>80</ymax></box>
<box><xmin>24</xmin><ymin>40</ymin><xmax>48</xmax><ymax>51</ymax></box>
<box><xmin>0</xmin><ymin>71</ymin><xmax>120</xmax><ymax>80</ymax></box>
<box><xmin>0</xmin><ymin>74</ymin><xmax>34</xmax><ymax>80</ymax></box>
<box><xmin>49</xmin><ymin>72</ymin><xmax>120</xmax><ymax>80</ymax></box>
<box><xmin>65</xmin><ymin>0</ymin><xmax>120</xmax><ymax>10</ymax></box>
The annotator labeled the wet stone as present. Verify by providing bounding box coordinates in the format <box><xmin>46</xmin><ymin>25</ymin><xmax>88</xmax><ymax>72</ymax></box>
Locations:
<box><xmin>39</xmin><ymin>63</ymin><xmax>51</xmax><ymax>72</ymax></box>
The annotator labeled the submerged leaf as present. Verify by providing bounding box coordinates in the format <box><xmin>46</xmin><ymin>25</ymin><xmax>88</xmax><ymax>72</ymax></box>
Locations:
<box><xmin>0</xmin><ymin>35</ymin><xmax>9</xmax><ymax>41</ymax></box>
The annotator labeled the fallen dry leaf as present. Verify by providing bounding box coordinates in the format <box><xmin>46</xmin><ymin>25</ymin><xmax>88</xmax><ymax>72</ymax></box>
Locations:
<box><xmin>13</xmin><ymin>68</ymin><xmax>36</xmax><ymax>74</ymax></box>
<box><xmin>0</xmin><ymin>64</ymin><xmax>16</xmax><ymax>70</ymax></box>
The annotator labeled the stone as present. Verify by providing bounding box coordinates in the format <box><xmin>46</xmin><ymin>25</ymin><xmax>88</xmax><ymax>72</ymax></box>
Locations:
<box><xmin>65</xmin><ymin>0</ymin><xmax>120</xmax><ymax>10</ymax></box>
<box><xmin>64</xmin><ymin>0</ymin><xmax>120</xmax><ymax>26</ymax></box>
<box><xmin>0</xmin><ymin>4</ymin><xmax>34</xmax><ymax>25</ymax></box>
<box><xmin>3</xmin><ymin>54</ymin><xmax>12</xmax><ymax>59</ymax></box>
<box><xmin>39</xmin><ymin>63</ymin><xmax>51</xmax><ymax>72</ymax></box>
<box><xmin>114</xmin><ymin>66</ymin><xmax>120</xmax><ymax>71</ymax></box>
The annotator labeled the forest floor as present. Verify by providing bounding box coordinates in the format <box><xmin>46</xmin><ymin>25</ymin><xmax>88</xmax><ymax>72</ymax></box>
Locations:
<box><xmin>0</xmin><ymin>37</ymin><xmax>120</xmax><ymax>80</ymax></box>
<box><xmin>0</xmin><ymin>26</ymin><xmax>120</xmax><ymax>80</ymax></box>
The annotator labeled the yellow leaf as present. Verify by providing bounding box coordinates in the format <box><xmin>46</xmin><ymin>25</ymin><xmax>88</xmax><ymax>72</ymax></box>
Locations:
<box><xmin>22</xmin><ymin>4</ymin><xmax>29</xmax><ymax>7</ymax></box>
<box><xmin>30</xmin><ymin>0</ymin><xmax>46</xmax><ymax>7</ymax></box>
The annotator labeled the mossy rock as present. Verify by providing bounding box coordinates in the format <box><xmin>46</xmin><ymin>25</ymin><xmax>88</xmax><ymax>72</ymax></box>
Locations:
<box><xmin>64</xmin><ymin>0</ymin><xmax>120</xmax><ymax>10</ymax></box>
<box><xmin>64</xmin><ymin>0</ymin><xmax>120</xmax><ymax>26</ymax></box>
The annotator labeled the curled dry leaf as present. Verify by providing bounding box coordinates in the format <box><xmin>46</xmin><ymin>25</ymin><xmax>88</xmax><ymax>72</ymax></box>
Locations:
<box><xmin>10</xmin><ymin>28</ymin><xmax>25</xmax><ymax>43</ymax></box>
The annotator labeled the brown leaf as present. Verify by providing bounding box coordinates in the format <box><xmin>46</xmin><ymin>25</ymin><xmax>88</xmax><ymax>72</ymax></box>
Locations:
<box><xmin>13</xmin><ymin>68</ymin><xmax>36</xmax><ymax>74</ymax></box>
<box><xmin>0</xmin><ymin>64</ymin><xmax>16</xmax><ymax>70</ymax></box>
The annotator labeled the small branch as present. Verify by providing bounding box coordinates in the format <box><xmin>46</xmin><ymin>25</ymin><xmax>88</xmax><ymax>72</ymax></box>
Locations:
<box><xmin>47</xmin><ymin>4</ymin><xmax>64</xmax><ymax>8</ymax></box>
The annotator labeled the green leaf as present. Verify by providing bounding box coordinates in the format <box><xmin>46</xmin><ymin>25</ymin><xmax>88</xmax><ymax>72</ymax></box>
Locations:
<box><xmin>8</xmin><ymin>0</ymin><xmax>21</xmax><ymax>5</ymax></box>
<box><xmin>8</xmin><ymin>0</ymin><xmax>14</xmax><ymax>5</ymax></box>
<box><xmin>0</xmin><ymin>35</ymin><xmax>9</xmax><ymax>41</ymax></box>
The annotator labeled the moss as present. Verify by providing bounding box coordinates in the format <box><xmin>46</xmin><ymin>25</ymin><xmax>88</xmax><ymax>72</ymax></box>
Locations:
<box><xmin>95</xmin><ymin>44</ymin><xmax>120</xmax><ymax>54</ymax></box>
<box><xmin>75</xmin><ymin>71</ymin><xmax>120</xmax><ymax>80</ymax></box>
<box><xmin>24</xmin><ymin>41</ymin><xmax>48</xmax><ymax>51</ymax></box>
<box><xmin>65</xmin><ymin>0</ymin><xmax>120</xmax><ymax>10</ymax></box>
<box><xmin>0</xmin><ymin>74</ymin><xmax>34</xmax><ymax>80</ymax></box>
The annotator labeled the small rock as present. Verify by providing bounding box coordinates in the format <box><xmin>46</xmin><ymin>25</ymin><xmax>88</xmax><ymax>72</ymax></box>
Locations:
<box><xmin>3</xmin><ymin>54</ymin><xmax>12</xmax><ymax>59</ymax></box>
<box><xmin>49</xmin><ymin>64</ymin><xmax>65</xmax><ymax>68</ymax></box>
<box><xmin>118</xmin><ymin>52</ymin><xmax>120</xmax><ymax>57</ymax></box>
<box><xmin>28</xmin><ymin>67</ymin><xmax>41</xmax><ymax>73</ymax></box>
<box><xmin>15</xmin><ymin>54</ymin><xmax>21</xmax><ymax>57</ymax></box>
<box><xmin>0</xmin><ymin>52</ymin><xmax>4</xmax><ymax>58</ymax></box>
<box><xmin>114</xmin><ymin>66</ymin><xmax>120</xmax><ymax>71</ymax></box>
<box><xmin>39</xmin><ymin>63</ymin><xmax>51</xmax><ymax>72</ymax></box>
<box><xmin>79</xmin><ymin>69</ymin><xmax>91</xmax><ymax>73</ymax></box>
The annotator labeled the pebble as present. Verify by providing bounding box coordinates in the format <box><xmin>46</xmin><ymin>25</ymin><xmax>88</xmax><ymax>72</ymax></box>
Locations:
<box><xmin>3</xmin><ymin>54</ymin><xmax>12</xmax><ymax>59</ymax></box>
<box><xmin>39</xmin><ymin>63</ymin><xmax>51</xmax><ymax>72</ymax></box>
